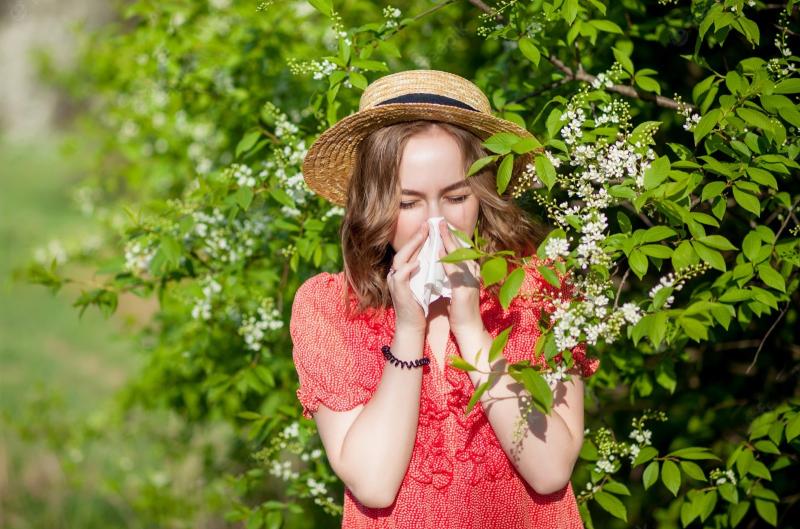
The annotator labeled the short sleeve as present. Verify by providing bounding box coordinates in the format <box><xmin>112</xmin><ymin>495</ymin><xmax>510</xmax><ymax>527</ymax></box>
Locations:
<box><xmin>507</xmin><ymin>257</ymin><xmax>601</xmax><ymax>379</ymax></box>
<box><xmin>290</xmin><ymin>272</ymin><xmax>381</xmax><ymax>419</ymax></box>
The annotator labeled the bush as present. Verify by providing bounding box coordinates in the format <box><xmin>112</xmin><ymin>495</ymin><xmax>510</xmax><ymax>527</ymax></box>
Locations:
<box><xmin>13</xmin><ymin>0</ymin><xmax>800</xmax><ymax>527</ymax></box>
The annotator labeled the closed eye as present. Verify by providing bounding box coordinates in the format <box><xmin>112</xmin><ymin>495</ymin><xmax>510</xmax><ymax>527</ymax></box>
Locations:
<box><xmin>399</xmin><ymin>195</ymin><xmax>469</xmax><ymax>209</ymax></box>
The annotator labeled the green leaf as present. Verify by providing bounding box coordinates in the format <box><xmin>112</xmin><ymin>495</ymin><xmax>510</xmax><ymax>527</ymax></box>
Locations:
<box><xmin>746</xmin><ymin>166</ymin><xmax>778</xmax><ymax>189</ymax></box>
<box><xmin>537</xmin><ymin>265</ymin><xmax>561</xmax><ymax>288</ymax></box>
<box><xmin>594</xmin><ymin>491</ymin><xmax>628</xmax><ymax>521</ymax></box>
<box><xmin>773</xmin><ymin>78</ymin><xmax>800</xmax><ymax>94</ymax></box>
<box><xmin>449</xmin><ymin>356</ymin><xmax>477</xmax><ymax>372</ymax></box>
<box><xmin>643</xmin><ymin>461</ymin><xmax>659</xmax><ymax>490</ymax></box>
<box><xmin>661</xmin><ymin>460</ymin><xmax>681</xmax><ymax>496</ymax></box>
<box><xmin>612</xmin><ymin>47</ymin><xmax>633</xmax><ymax>74</ymax></box>
<box><xmin>517</xmin><ymin>367</ymin><xmax>553</xmax><ymax>414</ymax></box>
<box><xmin>643</xmin><ymin>155</ymin><xmax>670</xmax><ymax>189</ymax></box>
<box><xmin>742</xmin><ymin>232</ymin><xmax>762</xmax><ymax>262</ymax></box>
<box><xmin>640</xmin><ymin>244</ymin><xmax>673</xmax><ymax>258</ymax></box>
<box><xmin>348</xmin><ymin>71</ymin><xmax>368</xmax><ymax>90</ymax></box>
<box><xmin>534</xmin><ymin>153</ymin><xmax>557</xmax><ymax>190</ymax></box>
<box><xmin>588</xmin><ymin>19</ymin><xmax>623</xmax><ymax>34</ymax></box>
<box><xmin>488</xmin><ymin>326</ymin><xmax>512</xmax><ymax>363</ymax></box>
<box><xmin>633</xmin><ymin>446</ymin><xmax>658</xmax><ymax>466</ymax></box>
<box><xmin>440</xmin><ymin>247</ymin><xmax>481</xmax><ymax>263</ymax></box>
<box><xmin>731</xmin><ymin>501</ymin><xmax>751</xmax><ymax>527</ymax></box>
<box><xmin>679</xmin><ymin>315</ymin><xmax>709</xmax><ymax>341</ymax></box>
<box><xmin>484</xmin><ymin>132</ymin><xmax>521</xmax><ymax>155</ymax></box>
<box><xmin>667</xmin><ymin>446</ymin><xmax>719</xmax><ymax>460</ymax></box>
<box><xmin>701</xmin><ymin>181</ymin><xmax>726</xmax><ymax>202</ymax></box>
<box><xmin>697</xmin><ymin>235</ymin><xmax>737</xmax><ymax>251</ymax></box>
<box><xmin>467</xmin><ymin>154</ymin><xmax>499</xmax><ymax>176</ymax></box>
<box><xmin>307</xmin><ymin>0</ymin><xmax>332</xmax><ymax>17</ymax></box>
<box><xmin>755</xmin><ymin>498</ymin><xmax>778</xmax><ymax>526</ymax></box>
<box><xmin>635</xmin><ymin>75</ymin><xmax>661</xmax><ymax>94</ymax></box>
<box><xmin>603</xmin><ymin>480</ymin><xmax>631</xmax><ymax>496</ymax></box>
<box><xmin>518</xmin><ymin>37</ymin><xmax>541</xmax><ymax>66</ymax></box>
<box><xmin>466</xmin><ymin>381</ymin><xmax>489</xmax><ymax>415</ymax></box>
<box><xmin>736</xmin><ymin>107</ymin><xmax>773</xmax><ymax>132</ymax></box>
<box><xmin>511</xmin><ymin>136</ymin><xmax>541</xmax><ymax>154</ymax></box>
<box><xmin>236</xmin><ymin>130</ymin><xmax>262</xmax><ymax>158</ymax></box>
<box><xmin>628</xmin><ymin>249</ymin><xmax>648</xmax><ymax>279</ymax></box>
<box><xmin>680</xmin><ymin>461</ymin><xmax>707</xmax><ymax>481</ymax></box>
<box><xmin>692</xmin><ymin>241</ymin><xmax>726</xmax><ymax>271</ymax></box>
<box><xmin>499</xmin><ymin>267</ymin><xmax>525</xmax><ymax>310</ymax></box>
<box><xmin>672</xmin><ymin>241</ymin><xmax>699</xmax><ymax>269</ymax></box>
<box><xmin>786</xmin><ymin>413</ymin><xmax>800</xmax><ymax>441</ymax></box>
<box><xmin>655</xmin><ymin>360</ymin><xmax>676</xmax><ymax>393</ymax></box>
<box><xmin>694</xmin><ymin>109</ymin><xmax>721</xmax><ymax>144</ymax></box>
<box><xmin>481</xmin><ymin>257</ymin><xmax>507</xmax><ymax>287</ymax></box>
<box><xmin>496</xmin><ymin>154</ymin><xmax>514</xmax><ymax>195</ymax></box>
<box><xmin>757</xmin><ymin>264</ymin><xmax>786</xmax><ymax>292</ymax></box>
<box><xmin>640</xmin><ymin>226</ymin><xmax>677</xmax><ymax>243</ymax></box>
<box><xmin>719</xmin><ymin>482</ymin><xmax>739</xmax><ymax>504</ymax></box>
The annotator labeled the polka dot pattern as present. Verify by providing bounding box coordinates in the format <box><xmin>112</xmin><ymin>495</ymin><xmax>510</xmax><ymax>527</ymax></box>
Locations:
<box><xmin>290</xmin><ymin>257</ymin><xmax>599</xmax><ymax>528</ymax></box>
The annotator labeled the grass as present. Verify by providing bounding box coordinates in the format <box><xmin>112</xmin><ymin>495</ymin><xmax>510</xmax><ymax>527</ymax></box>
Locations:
<box><xmin>0</xmin><ymin>134</ymin><xmax>153</xmax><ymax>528</ymax></box>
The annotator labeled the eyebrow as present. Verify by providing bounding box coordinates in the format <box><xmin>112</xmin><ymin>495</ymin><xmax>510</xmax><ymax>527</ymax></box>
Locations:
<box><xmin>401</xmin><ymin>180</ymin><xmax>470</xmax><ymax>197</ymax></box>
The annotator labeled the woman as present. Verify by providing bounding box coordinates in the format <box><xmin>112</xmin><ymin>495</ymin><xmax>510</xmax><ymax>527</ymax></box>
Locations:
<box><xmin>291</xmin><ymin>70</ymin><xmax>600</xmax><ymax>528</ymax></box>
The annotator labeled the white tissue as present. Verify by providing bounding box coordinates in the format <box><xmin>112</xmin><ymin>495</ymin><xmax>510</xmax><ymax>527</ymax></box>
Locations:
<box><xmin>409</xmin><ymin>216</ymin><xmax>472</xmax><ymax>317</ymax></box>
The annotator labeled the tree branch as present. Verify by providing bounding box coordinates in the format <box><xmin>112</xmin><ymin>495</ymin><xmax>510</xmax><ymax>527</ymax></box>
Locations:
<box><xmin>466</xmin><ymin>0</ymin><xmax>686</xmax><ymax>110</ymax></box>
<box><xmin>746</xmin><ymin>301</ymin><xmax>789</xmax><ymax>374</ymax></box>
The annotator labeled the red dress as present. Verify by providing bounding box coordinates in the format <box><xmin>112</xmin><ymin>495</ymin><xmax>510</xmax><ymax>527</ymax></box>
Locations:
<box><xmin>290</xmin><ymin>258</ymin><xmax>600</xmax><ymax>529</ymax></box>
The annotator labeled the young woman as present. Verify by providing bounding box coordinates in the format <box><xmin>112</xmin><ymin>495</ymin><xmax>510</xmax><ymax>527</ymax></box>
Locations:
<box><xmin>291</xmin><ymin>70</ymin><xmax>600</xmax><ymax>528</ymax></box>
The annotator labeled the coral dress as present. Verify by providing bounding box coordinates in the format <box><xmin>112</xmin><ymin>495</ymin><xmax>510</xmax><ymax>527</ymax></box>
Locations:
<box><xmin>290</xmin><ymin>259</ymin><xmax>600</xmax><ymax>529</ymax></box>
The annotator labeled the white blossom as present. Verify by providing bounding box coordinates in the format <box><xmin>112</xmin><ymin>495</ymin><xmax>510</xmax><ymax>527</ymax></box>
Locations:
<box><xmin>544</xmin><ymin>237</ymin><xmax>570</xmax><ymax>259</ymax></box>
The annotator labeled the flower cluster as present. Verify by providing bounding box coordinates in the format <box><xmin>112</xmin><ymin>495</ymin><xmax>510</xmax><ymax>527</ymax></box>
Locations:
<box><xmin>124</xmin><ymin>238</ymin><xmax>157</xmax><ymax>276</ymax></box>
<box><xmin>238</xmin><ymin>297</ymin><xmax>284</xmax><ymax>351</ymax></box>
<box><xmin>710</xmin><ymin>467</ymin><xmax>737</xmax><ymax>486</ymax></box>
<box><xmin>544</xmin><ymin>237</ymin><xmax>570</xmax><ymax>260</ymax></box>
<box><xmin>287</xmin><ymin>57</ymin><xmax>338</xmax><ymax>80</ymax></box>
<box><xmin>520</xmin><ymin>91</ymin><xmax>675</xmax><ymax>357</ymax></box>
<box><xmin>191</xmin><ymin>275</ymin><xmax>222</xmax><ymax>321</ymax></box>
<box><xmin>648</xmin><ymin>264</ymin><xmax>708</xmax><ymax>309</ymax></box>
<box><xmin>550</xmin><ymin>287</ymin><xmax>629</xmax><ymax>349</ymax></box>
<box><xmin>575</xmin><ymin>410</ymin><xmax>667</xmax><ymax>502</ymax></box>
<box><xmin>258</xmin><ymin>103</ymin><xmax>311</xmax><ymax>218</ymax></box>
<box><xmin>34</xmin><ymin>239</ymin><xmax>69</xmax><ymax>267</ymax></box>
<box><xmin>382</xmin><ymin>5</ymin><xmax>402</xmax><ymax>29</ymax></box>
<box><xmin>227</xmin><ymin>163</ymin><xmax>257</xmax><ymax>187</ymax></box>
<box><xmin>675</xmin><ymin>95</ymin><xmax>701</xmax><ymax>132</ymax></box>
<box><xmin>253</xmin><ymin>420</ymin><xmax>341</xmax><ymax>516</ymax></box>
<box><xmin>189</xmin><ymin>207</ymin><xmax>271</xmax><ymax>264</ymax></box>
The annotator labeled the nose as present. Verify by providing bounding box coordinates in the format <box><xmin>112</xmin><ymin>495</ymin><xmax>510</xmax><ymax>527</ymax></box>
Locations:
<box><xmin>427</xmin><ymin>203</ymin><xmax>441</xmax><ymax>220</ymax></box>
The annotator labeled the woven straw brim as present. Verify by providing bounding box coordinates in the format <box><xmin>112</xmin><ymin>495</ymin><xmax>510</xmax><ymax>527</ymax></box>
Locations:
<box><xmin>301</xmin><ymin>102</ymin><xmax>536</xmax><ymax>207</ymax></box>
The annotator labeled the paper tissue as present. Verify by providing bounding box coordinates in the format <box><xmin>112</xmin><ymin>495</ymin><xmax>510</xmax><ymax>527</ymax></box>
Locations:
<box><xmin>409</xmin><ymin>216</ymin><xmax>472</xmax><ymax>317</ymax></box>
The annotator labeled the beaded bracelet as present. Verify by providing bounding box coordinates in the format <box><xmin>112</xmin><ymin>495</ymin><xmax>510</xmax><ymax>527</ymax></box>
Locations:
<box><xmin>381</xmin><ymin>345</ymin><xmax>430</xmax><ymax>369</ymax></box>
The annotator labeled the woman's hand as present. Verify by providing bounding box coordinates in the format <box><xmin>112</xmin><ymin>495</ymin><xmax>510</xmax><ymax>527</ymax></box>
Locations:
<box><xmin>387</xmin><ymin>220</ymin><xmax>429</xmax><ymax>333</ymax></box>
<box><xmin>436</xmin><ymin>219</ymin><xmax>484</xmax><ymax>337</ymax></box>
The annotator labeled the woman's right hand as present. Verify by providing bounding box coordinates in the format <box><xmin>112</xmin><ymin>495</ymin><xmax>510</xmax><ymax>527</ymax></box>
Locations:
<box><xmin>387</xmin><ymin>220</ymin><xmax>429</xmax><ymax>332</ymax></box>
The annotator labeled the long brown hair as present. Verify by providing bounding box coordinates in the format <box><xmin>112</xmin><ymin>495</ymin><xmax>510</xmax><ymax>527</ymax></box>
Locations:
<box><xmin>340</xmin><ymin>120</ymin><xmax>546</xmax><ymax>318</ymax></box>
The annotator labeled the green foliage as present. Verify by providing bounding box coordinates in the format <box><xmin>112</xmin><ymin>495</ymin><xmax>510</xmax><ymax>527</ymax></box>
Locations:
<box><xmin>12</xmin><ymin>0</ymin><xmax>800</xmax><ymax>527</ymax></box>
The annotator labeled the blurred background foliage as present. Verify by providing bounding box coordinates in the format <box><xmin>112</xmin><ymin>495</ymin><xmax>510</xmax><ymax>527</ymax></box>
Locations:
<box><xmin>2</xmin><ymin>0</ymin><xmax>799</xmax><ymax>528</ymax></box>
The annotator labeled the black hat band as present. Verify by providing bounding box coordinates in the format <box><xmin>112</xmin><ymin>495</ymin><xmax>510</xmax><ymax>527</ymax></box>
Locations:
<box><xmin>375</xmin><ymin>93</ymin><xmax>479</xmax><ymax>112</ymax></box>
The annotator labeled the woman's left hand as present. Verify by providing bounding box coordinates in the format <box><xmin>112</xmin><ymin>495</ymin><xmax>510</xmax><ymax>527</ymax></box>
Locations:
<box><xmin>437</xmin><ymin>219</ymin><xmax>484</xmax><ymax>337</ymax></box>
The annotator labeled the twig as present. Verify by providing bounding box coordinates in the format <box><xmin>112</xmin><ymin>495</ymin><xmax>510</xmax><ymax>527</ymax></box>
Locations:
<box><xmin>746</xmin><ymin>302</ymin><xmax>789</xmax><ymax>374</ymax></box>
<box><xmin>773</xmin><ymin>196</ymin><xmax>800</xmax><ymax>242</ymax></box>
<box><xmin>548</xmin><ymin>56</ymin><xmax>686</xmax><ymax>110</ymax></box>
<box><xmin>613</xmin><ymin>268</ymin><xmax>630</xmax><ymax>309</ymax></box>
<box><xmin>622</xmin><ymin>202</ymin><xmax>654</xmax><ymax>227</ymax></box>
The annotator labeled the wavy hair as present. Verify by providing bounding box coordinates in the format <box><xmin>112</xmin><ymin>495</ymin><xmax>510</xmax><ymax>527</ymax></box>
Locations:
<box><xmin>339</xmin><ymin>120</ymin><xmax>546</xmax><ymax>318</ymax></box>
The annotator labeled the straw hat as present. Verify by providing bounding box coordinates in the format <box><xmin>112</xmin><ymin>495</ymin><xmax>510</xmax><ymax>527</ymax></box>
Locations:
<box><xmin>301</xmin><ymin>69</ymin><xmax>539</xmax><ymax>207</ymax></box>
